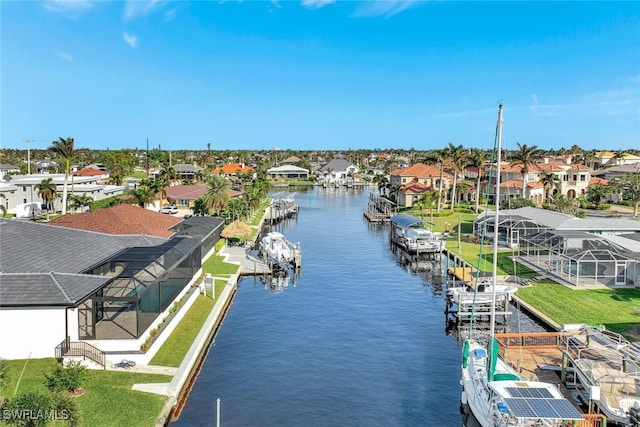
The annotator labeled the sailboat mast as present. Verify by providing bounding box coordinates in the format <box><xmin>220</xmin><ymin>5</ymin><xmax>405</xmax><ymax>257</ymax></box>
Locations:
<box><xmin>489</xmin><ymin>103</ymin><xmax>503</xmax><ymax>341</ymax></box>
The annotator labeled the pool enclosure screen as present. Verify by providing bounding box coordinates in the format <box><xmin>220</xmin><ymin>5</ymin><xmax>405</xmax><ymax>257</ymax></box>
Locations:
<box><xmin>78</xmin><ymin>236</ymin><xmax>201</xmax><ymax>339</ymax></box>
<box><xmin>473</xmin><ymin>213</ymin><xmax>548</xmax><ymax>248</ymax></box>
<box><xmin>519</xmin><ymin>230</ymin><xmax>638</xmax><ymax>287</ymax></box>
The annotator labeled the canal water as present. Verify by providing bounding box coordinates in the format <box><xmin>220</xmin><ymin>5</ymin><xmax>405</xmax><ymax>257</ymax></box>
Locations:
<box><xmin>173</xmin><ymin>187</ymin><xmax>547</xmax><ymax>427</ymax></box>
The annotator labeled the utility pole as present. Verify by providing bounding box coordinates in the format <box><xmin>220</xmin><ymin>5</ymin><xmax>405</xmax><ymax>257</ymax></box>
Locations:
<box><xmin>146</xmin><ymin>138</ymin><xmax>149</xmax><ymax>178</ymax></box>
<box><xmin>24</xmin><ymin>139</ymin><xmax>32</xmax><ymax>175</ymax></box>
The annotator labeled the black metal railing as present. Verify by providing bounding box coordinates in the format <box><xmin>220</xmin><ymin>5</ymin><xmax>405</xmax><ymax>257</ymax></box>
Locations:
<box><xmin>55</xmin><ymin>339</ymin><xmax>105</xmax><ymax>368</ymax></box>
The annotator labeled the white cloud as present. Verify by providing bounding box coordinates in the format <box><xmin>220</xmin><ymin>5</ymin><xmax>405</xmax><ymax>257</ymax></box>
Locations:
<box><xmin>123</xmin><ymin>33</ymin><xmax>138</xmax><ymax>48</ymax></box>
<box><xmin>301</xmin><ymin>0</ymin><xmax>335</xmax><ymax>10</ymax></box>
<box><xmin>42</xmin><ymin>0</ymin><xmax>94</xmax><ymax>17</ymax></box>
<box><xmin>123</xmin><ymin>0</ymin><xmax>167</xmax><ymax>21</ymax></box>
<box><xmin>351</xmin><ymin>0</ymin><xmax>419</xmax><ymax>18</ymax></box>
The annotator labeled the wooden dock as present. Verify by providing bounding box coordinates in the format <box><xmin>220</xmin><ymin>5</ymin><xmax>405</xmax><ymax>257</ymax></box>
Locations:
<box><xmin>494</xmin><ymin>332</ymin><xmax>607</xmax><ymax>427</ymax></box>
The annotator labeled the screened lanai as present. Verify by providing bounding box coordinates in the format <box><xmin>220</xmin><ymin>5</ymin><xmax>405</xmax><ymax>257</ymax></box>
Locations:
<box><xmin>518</xmin><ymin>230</ymin><xmax>638</xmax><ymax>287</ymax></box>
<box><xmin>78</xmin><ymin>236</ymin><xmax>201</xmax><ymax>339</ymax></box>
<box><xmin>473</xmin><ymin>213</ymin><xmax>548</xmax><ymax>248</ymax></box>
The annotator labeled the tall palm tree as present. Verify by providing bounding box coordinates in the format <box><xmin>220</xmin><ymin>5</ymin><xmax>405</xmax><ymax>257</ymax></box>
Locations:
<box><xmin>538</xmin><ymin>170</ymin><xmax>561</xmax><ymax>201</ymax></box>
<box><xmin>467</xmin><ymin>148</ymin><xmax>488</xmax><ymax>213</ymax></box>
<box><xmin>416</xmin><ymin>189</ymin><xmax>440</xmax><ymax>228</ymax></box>
<box><xmin>424</xmin><ymin>149</ymin><xmax>449</xmax><ymax>212</ymax></box>
<box><xmin>618</xmin><ymin>172</ymin><xmax>640</xmax><ymax>217</ymax></box>
<box><xmin>49</xmin><ymin>137</ymin><xmax>75</xmax><ymax>215</ymax></box>
<box><xmin>447</xmin><ymin>143</ymin><xmax>467</xmax><ymax>209</ymax></box>
<box><xmin>35</xmin><ymin>177</ymin><xmax>57</xmax><ymax>220</ymax></box>
<box><xmin>511</xmin><ymin>142</ymin><xmax>542</xmax><ymax>198</ymax></box>
<box><xmin>203</xmin><ymin>175</ymin><xmax>231</xmax><ymax>215</ymax></box>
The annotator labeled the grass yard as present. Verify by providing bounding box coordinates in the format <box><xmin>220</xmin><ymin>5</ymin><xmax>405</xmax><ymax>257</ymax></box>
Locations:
<box><xmin>446</xmin><ymin>239</ymin><xmax>537</xmax><ymax>278</ymax></box>
<box><xmin>516</xmin><ymin>280</ymin><xmax>640</xmax><ymax>340</ymax></box>
<box><xmin>150</xmin><ymin>287</ymin><xmax>223</xmax><ymax>367</ymax></box>
<box><xmin>402</xmin><ymin>210</ymin><xmax>478</xmax><ymax>234</ymax></box>
<box><xmin>2</xmin><ymin>358</ymin><xmax>171</xmax><ymax>427</ymax></box>
<box><xmin>202</xmin><ymin>254</ymin><xmax>240</xmax><ymax>275</ymax></box>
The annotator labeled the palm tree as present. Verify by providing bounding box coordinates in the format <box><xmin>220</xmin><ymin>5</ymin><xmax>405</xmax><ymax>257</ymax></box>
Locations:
<box><xmin>49</xmin><ymin>137</ymin><xmax>75</xmax><ymax>215</ymax></box>
<box><xmin>68</xmin><ymin>192</ymin><xmax>94</xmax><ymax>213</ymax></box>
<box><xmin>130</xmin><ymin>186</ymin><xmax>156</xmax><ymax>208</ymax></box>
<box><xmin>538</xmin><ymin>170</ymin><xmax>561</xmax><ymax>201</ymax></box>
<box><xmin>424</xmin><ymin>149</ymin><xmax>449</xmax><ymax>212</ymax></box>
<box><xmin>511</xmin><ymin>142</ymin><xmax>543</xmax><ymax>198</ymax></box>
<box><xmin>447</xmin><ymin>143</ymin><xmax>467</xmax><ymax>209</ymax></box>
<box><xmin>203</xmin><ymin>175</ymin><xmax>231</xmax><ymax>215</ymax></box>
<box><xmin>467</xmin><ymin>148</ymin><xmax>487</xmax><ymax>213</ymax></box>
<box><xmin>416</xmin><ymin>189</ymin><xmax>440</xmax><ymax>228</ymax></box>
<box><xmin>35</xmin><ymin>178</ymin><xmax>57</xmax><ymax>220</ymax></box>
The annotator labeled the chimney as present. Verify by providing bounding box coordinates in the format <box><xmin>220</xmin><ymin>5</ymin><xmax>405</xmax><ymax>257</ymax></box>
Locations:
<box><xmin>543</xmin><ymin>156</ymin><xmax>549</xmax><ymax>164</ymax></box>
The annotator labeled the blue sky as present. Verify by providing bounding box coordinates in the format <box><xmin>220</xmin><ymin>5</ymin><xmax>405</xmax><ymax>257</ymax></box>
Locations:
<box><xmin>2</xmin><ymin>1</ymin><xmax>639</xmax><ymax>152</ymax></box>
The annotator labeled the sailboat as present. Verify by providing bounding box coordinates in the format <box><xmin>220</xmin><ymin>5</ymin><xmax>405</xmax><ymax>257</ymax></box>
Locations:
<box><xmin>460</xmin><ymin>104</ymin><xmax>584</xmax><ymax>427</ymax></box>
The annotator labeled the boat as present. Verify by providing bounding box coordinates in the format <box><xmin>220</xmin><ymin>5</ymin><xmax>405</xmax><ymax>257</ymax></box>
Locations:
<box><xmin>389</xmin><ymin>214</ymin><xmax>446</xmax><ymax>254</ymax></box>
<box><xmin>563</xmin><ymin>324</ymin><xmax>640</xmax><ymax>425</ymax></box>
<box><xmin>460</xmin><ymin>103</ymin><xmax>585</xmax><ymax>427</ymax></box>
<box><xmin>447</xmin><ymin>280</ymin><xmax>518</xmax><ymax>308</ymax></box>
<box><xmin>259</xmin><ymin>231</ymin><xmax>299</xmax><ymax>269</ymax></box>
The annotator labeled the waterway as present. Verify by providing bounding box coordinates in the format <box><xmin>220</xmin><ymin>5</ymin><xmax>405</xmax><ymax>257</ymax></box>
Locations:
<box><xmin>173</xmin><ymin>187</ymin><xmax>548</xmax><ymax>427</ymax></box>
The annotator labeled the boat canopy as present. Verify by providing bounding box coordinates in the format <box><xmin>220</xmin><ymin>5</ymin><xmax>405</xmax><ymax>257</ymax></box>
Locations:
<box><xmin>390</xmin><ymin>214</ymin><xmax>425</xmax><ymax>228</ymax></box>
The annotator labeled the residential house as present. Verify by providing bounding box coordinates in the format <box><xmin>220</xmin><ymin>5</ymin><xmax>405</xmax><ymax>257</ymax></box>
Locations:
<box><xmin>0</xmin><ymin>214</ymin><xmax>224</xmax><ymax>361</ymax></box>
<box><xmin>266</xmin><ymin>165</ymin><xmax>310</xmax><ymax>181</ymax></box>
<box><xmin>0</xmin><ymin>163</ymin><xmax>21</xmax><ymax>178</ymax></box>
<box><xmin>493</xmin><ymin>159</ymin><xmax>594</xmax><ymax>206</ymax></box>
<box><xmin>173</xmin><ymin>163</ymin><xmax>201</xmax><ymax>182</ymax></box>
<box><xmin>165</xmin><ymin>185</ymin><xmax>244</xmax><ymax>209</ymax></box>
<box><xmin>211</xmin><ymin>163</ymin><xmax>254</xmax><ymax>179</ymax></box>
<box><xmin>594</xmin><ymin>151</ymin><xmax>640</xmax><ymax>168</ymax></box>
<box><xmin>319</xmin><ymin>158</ymin><xmax>359</xmax><ymax>185</ymax></box>
<box><xmin>0</xmin><ymin>174</ymin><xmax>126</xmax><ymax>216</ymax></box>
<box><xmin>389</xmin><ymin>163</ymin><xmax>453</xmax><ymax>207</ymax></box>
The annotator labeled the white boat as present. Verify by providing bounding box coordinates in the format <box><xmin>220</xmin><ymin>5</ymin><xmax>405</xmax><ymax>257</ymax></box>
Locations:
<box><xmin>260</xmin><ymin>231</ymin><xmax>299</xmax><ymax>268</ymax></box>
<box><xmin>390</xmin><ymin>214</ymin><xmax>446</xmax><ymax>254</ymax></box>
<box><xmin>460</xmin><ymin>104</ymin><xmax>584</xmax><ymax>427</ymax></box>
<box><xmin>447</xmin><ymin>281</ymin><xmax>518</xmax><ymax>308</ymax></box>
<box><xmin>563</xmin><ymin>324</ymin><xmax>640</xmax><ymax>425</ymax></box>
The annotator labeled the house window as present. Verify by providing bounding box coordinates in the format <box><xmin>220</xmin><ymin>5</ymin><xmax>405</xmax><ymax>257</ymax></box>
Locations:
<box><xmin>580</xmin><ymin>175</ymin><xmax>586</xmax><ymax>181</ymax></box>
<box><xmin>402</xmin><ymin>178</ymin><xmax>406</xmax><ymax>183</ymax></box>
<box><xmin>572</xmin><ymin>174</ymin><xmax>577</xmax><ymax>181</ymax></box>
<box><xmin>23</xmin><ymin>198</ymin><xmax>27</xmax><ymax>204</ymax></box>
<box><xmin>22</xmin><ymin>186</ymin><xmax>27</xmax><ymax>192</ymax></box>
<box><xmin>563</xmin><ymin>175</ymin><xmax>569</xmax><ymax>182</ymax></box>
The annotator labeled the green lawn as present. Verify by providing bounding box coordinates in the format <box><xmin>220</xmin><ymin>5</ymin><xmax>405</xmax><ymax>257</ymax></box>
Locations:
<box><xmin>202</xmin><ymin>254</ymin><xmax>240</xmax><ymax>275</ymax></box>
<box><xmin>150</xmin><ymin>287</ymin><xmax>223</xmax><ymax>367</ymax></box>
<box><xmin>446</xmin><ymin>239</ymin><xmax>537</xmax><ymax>278</ymax></box>
<box><xmin>2</xmin><ymin>358</ymin><xmax>171</xmax><ymax>427</ymax></box>
<box><xmin>516</xmin><ymin>280</ymin><xmax>640</xmax><ymax>340</ymax></box>
<box><xmin>402</xmin><ymin>210</ymin><xmax>478</xmax><ymax>233</ymax></box>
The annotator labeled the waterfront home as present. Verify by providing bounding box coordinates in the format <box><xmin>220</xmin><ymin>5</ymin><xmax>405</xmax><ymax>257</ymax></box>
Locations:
<box><xmin>318</xmin><ymin>158</ymin><xmax>359</xmax><ymax>185</ymax></box>
<box><xmin>594</xmin><ymin>151</ymin><xmax>640</xmax><ymax>168</ymax></box>
<box><xmin>0</xmin><ymin>214</ymin><xmax>223</xmax><ymax>361</ymax></box>
<box><xmin>488</xmin><ymin>159</ymin><xmax>594</xmax><ymax>206</ymax></box>
<box><xmin>164</xmin><ymin>184</ymin><xmax>244</xmax><ymax>209</ymax></box>
<box><xmin>211</xmin><ymin>163</ymin><xmax>254</xmax><ymax>179</ymax></box>
<box><xmin>388</xmin><ymin>163</ymin><xmax>453</xmax><ymax>207</ymax></box>
<box><xmin>266</xmin><ymin>165</ymin><xmax>310</xmax><ymax>181</ymax></box>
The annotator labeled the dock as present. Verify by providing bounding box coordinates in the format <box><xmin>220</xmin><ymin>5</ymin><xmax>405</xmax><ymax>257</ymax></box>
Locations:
<box><xmin>265</xmin><ymin>192</ymin><xmax>299</xmax><ymax>225</ymax></box>
<box><xmin>494</xmin><ymin>332</ymin><xmax>608</xmax><ymax>427</ymax></box>
<box><xmin>363</xmin><ymin>193</ymin><xmax>394</xmax><ymax>222</ymax></box>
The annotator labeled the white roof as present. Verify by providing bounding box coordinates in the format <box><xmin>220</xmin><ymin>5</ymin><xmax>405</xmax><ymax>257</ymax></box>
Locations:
<box><xmin>267</xmin><ymin>165</ymin><xmax>309</xmax><ymax>173</ymax></box>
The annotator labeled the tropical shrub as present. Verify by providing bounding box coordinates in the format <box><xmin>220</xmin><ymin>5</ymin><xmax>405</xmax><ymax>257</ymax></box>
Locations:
<box><xmin>44</xmin><ymin>360</ymin><xmax>86</xmax><ymax>393</ymax></box>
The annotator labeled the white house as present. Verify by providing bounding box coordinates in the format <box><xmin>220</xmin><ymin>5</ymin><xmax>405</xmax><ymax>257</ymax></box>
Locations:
<box><xmin>318</xmin><ymin>158</ymin><xmax>359</xmax><ymax>185</ymax></box>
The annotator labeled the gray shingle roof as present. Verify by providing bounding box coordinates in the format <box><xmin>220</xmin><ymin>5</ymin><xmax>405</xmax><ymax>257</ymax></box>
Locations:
<box><xmin>0</xmin><ymin>219</ymin><xmax>165</xmax><ymax>274</ymax></box>
<box><xmin>0</xmin><ymin>273</ymin><xmax>111</xmax><ymax>306</ymax></box>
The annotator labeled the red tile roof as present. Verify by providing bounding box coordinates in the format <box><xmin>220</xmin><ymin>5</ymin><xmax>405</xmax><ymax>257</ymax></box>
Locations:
<box><xmin>500</xmin><ymin>179</ymin><xmax>543</xmax><ymax>189</ymax></box>
<box><xmin>589</xmin><ymin>177</ymin><xmax>609</xmax><ymax>186</ymax></box>
<box><xmin>390</xmin><ymin>163</ymin><xmax>445</xmax><ymax>177</ymax></box>
<box><xmin>48</xmin><ymin>204</ymin><xmax>182</xmax><ymax>238</ymax></box>
<box><xmin>402</xmin><ymin>181</ymin><xmax>430</xmax><ymax>194</ymax></box>
<box><xmin>74</xmin><ymin>169</ymin><xmax>106</xmax><ymax>176</ymax></box>
<box><xmin>212</xmin><ymin>163</ymin><xmax>253</xmax><ymax>174</ymax></box>
<box><xmin>166</xmin><ymin>185</ymin><xmax>207</xmax><ymax>200</ymax></box>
